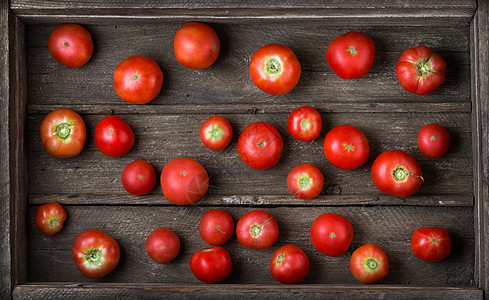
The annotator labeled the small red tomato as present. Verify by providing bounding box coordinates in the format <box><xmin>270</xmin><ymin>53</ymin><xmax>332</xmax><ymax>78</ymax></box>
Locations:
<box><xmin>310</xmin><ymin>213</ymin><xmax>353</xmax><ymax>257</ymax></box>
<box><xmin>287</xmin><ymin>106</ymin><xmax>322</xmax><ymax>142</ymax></box>
<box><xmin>35</xmin><ymin>202</ymin><xmax>67</xmax><ymax>236</ymax></box>
<box><xmin>249</xmin><ymin>43</ymin><xmax>301</xmax><ymax>95</ymax></box>
<box><xmin>199</xmin><ymin>209</ymin><xmax>234</xmax><ymax>246</ymax></box>
<box><xmin>287</xmin><ymin>163</ymin><xmax>324</xmax><ymax>199</ymax></box>
<box><xmin>270</xmin><ymin>244</ymin><xmax>309</xmax><ymax>284</ymax></box>
<box><xmin>146</xmin><ymin>228</ymin><xmax>180</xmax><ymax>264</ymax></box>
<box><xmin>238</xmin><ymin>122</ymin><xmax>283</xmax><ymax>170</ymax></box>
<box><xmin>236</xmin><ymin>210</ymin><xmax>279</xmax><ymax>250</ymax></box>
<box><xmin>396</xmin><ymin>46</ymin><xmax>446</xmax><ymax>95</ymax></box>
<box><xmin>326</xmin><ymin>31</ymin><xmax>375</xmax><ymax>79</ymax></box>
<box><xmin>121</xmin><ymin>160</ymin><xmax>156</xmax><ymax>195</ymax></box>
<box><xmin>417</xmin><ymin>123</ymin><xmax>449</xmax><ymax>158</ymax></box>
<box><xmin>190</xmin><ymin>247</ymin><xmax>232</xmax><ymax>283</ymax></box>
<box><xmin>174</xmin><ymin>22</ymin><xmax>220</xmax><ymax>70</ymax></box>
<box><xmin>324</xmin><ymin>124</ymin><xmax>369</xmax><ymax>170</ymax></box>
<box><xmin>199</xmin><ymin>116</ymin><xmax>233</xmax><ymax>151</ymax></box>
<box><xmin>411</xmin><ymin>227</ymin><xmax>451</xmax><ymax>262</ymax></box>
<box><xmin>94</xmin><ymin>115</ymin><xmax>135</xmax><ymax>158</ymax></box>
<box><xmin>350</xmin><ymin>243</ymin><xmax>389</xmax><ymax>284</ymax></box>
<box><xmin>48</xmin><ymin>23</ymin><xmax>93</xmax><ymax>67</ymax></box>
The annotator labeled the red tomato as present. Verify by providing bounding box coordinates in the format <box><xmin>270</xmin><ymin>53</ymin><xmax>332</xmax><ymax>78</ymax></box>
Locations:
<box><xmin>236</xmin><ymin>210</ymin><xmax>279</xmax><ymax>250</ymax></box>
<box><xmin>237</xmin><ymin>122</ymin><xmax>283</xmax><ymax>170</ymax></box>
<box><xmin>174</xmin><ymin>22</ymin><xmax>220</xmax><ymax>70</ymax></box>
<box><xmin>287</xmin><ymin>106</ymin><xmax>322</xmax><ymax>142</ymax></box>
<box><xmin>395</xmin><ymin>46</ymin><xmax>446</xmax><ymax>95</ymax></box>
<box><xmin>94</xmin><ymin>115</ymin><xmax>135</xmax><ymax>157</ymax></box>
<box><xmin>35</xmin><ymin>202</ymin><xmax>67</xmax><ymax>236</ymax></box>
<box><xmin>350</xmin><ymin>243</ymin><xmax>389</xmax><ymax>284</ymax></box>
<box><xmin>411</xmin><ymin>227</ymin><xmax>451</xmax><ymax>262</ymax></box>
<box><xmin>113</xmin><ymin>55</ymin><xmax>163</xmax><ymax>104</ymax></box>
<box><xmin>40</xmin><ymin>109</ymin><xmax>86</xmax><ymax>158</ymax></box>
<box><xmin>72</xmin><ymin>229</ymin><xmax>120</xmax><ymax>279</ymax></box>
<box><xmin>310</xmin><ymin>213</ymin><xmax>353</xmax><ymax>257</ymax></box>
<box><xmin>146</xmin><ymin>228</ymin><xmax>180</xmax><ymax>264</ymax></box>
<box><xmin>326</xmin><ymin>31</ymin><xmax>375</xmax><ymax>79</ymax></box>
<box><xmin>371</xmin><ymin>150</ymin><xmax>423</xmax><ymax>198</ymax></box>
<box><xmin>48</xmin><ymin>24</ymin><xmax>93</xmax><ymax>67</ymax></box>
<box><xmin>189</xmin><ymin>247</ymin><xmax>232</xmax><ymax>283</ymax></box>
<box><xmin>199</xmin><ymin>116</ymin><xmax>233</xmax><ymax>151</ymax></box>
<box><xmin>199</xmin><ymin>209</ymin><xmax>234</xmax><ymax>246</ymax></box>
<box><xmin>249</xmin><ymin>43</ymin><xmax>301</xmax><ymax>95</ymax></box>
<box><xmin>324</xmin><ymin>124</ymin><xmax>369</xmax><ymax>170</ymax></box>
<box><xmin>121</xmin><ymin>160</ymin><xmax>156</xmax><ymax>195</ymax></box>
<box><xmin>270</xmin><ymin>244</ymin><xmax>309</xmax><ymax>284</ymax></box>
<box><xmin>160</xmin><ymin>157</ymin><xmax>209</xmax><ymax>205</ymax></box>
<box><xmin>417</xmin><ymin>123</ymin><xmax>449</xmax><ymax>158</ymax></box>
<box><xmin>287</xmin><ymin>163</ymin><xmax>324</xmax><ymax>199</ymax></box>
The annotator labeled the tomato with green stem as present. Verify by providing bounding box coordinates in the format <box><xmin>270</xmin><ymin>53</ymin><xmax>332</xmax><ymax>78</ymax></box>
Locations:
<box><xmin>324</xmin><ymin>124</ymin><xmax>369</xmax><ymax>170</ymax></box>
<box><xmin>287</xmin><ymin>106</ymin><xmax>322</xmax><ymax>142</ymax></box>
<box><xmin>190</xmin><ymin>247</ymin><xmax>232</xmax><ymax>283</ymax></box>
<box><xmin>94</xmin><ymin>115</ymin><xmax>135</xmax><ymax>158</ymax></box>
<box><xmin>287</xmin><ymin>163</ymin><xmax>324</xmax><ymax>199</ymax></box>
<box><xmin>199</xmin><ymin>209</ymin><xmax>234</xmax><ymax>246</ymax></box>
<box><xmin>417</xmin><ymin>123</ymin><xmax>449</xmax><ymax>158</ymax></box>
<box><xmin>270</xmin><ymin>244</ymin><xmax>309</xmax><ymax>284</ymax></box>
<box><xmin>238</xmin><ymin>122</ymin><xmax>283</xmax><ymax>170</ymax></box>
<box><xmin>35</xmin><ymin>202</ymin><xmax>67</xmax><ymax>236</ymax></box>
<box><xmin>350</xmin><ymin>243</ymin><xmax>389</xmax><ymax>284</ymax></box>
<box><xmin>121</xmin><ymin>160</ymin><xmax>156</xmax><ymax>195</ymax></box>
<box><xmin>236</xmin><ymin>210</ymin><xmax>279</xmax><ymax>250</ymax></box>
<box><xmin>146</xmin><ymin>228</ymin><xmax>180</xmax><ymax>264</ymax></box>
<box><xmin>310</xmin><ymin>213</ymin><xmax>353</xmax><ymax>257</ymax></box>
<box><xmin>48</xmin><ymin>23</ymin><xmax>93</xmax><ymax>68</ymax></box>
<box><xmin>199</xmin><ymin>116</ymin><xmax>233</xmax><ymax>151</ymax></box>
<box><xmin>411</xmin><ymin>227</ymin><xmax>451</xmax><ymax>262</ymax></box>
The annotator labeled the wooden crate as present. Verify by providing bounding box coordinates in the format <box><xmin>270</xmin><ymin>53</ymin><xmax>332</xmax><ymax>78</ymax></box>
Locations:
<box><xmin>2</xmin><ymin>0</ymin><xmax>488</xmax><ymax>299</ymax></box>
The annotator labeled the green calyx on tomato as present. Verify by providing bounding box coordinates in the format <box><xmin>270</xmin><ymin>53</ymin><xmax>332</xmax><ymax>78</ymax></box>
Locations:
<box><xmin>84</xmin><ymin>248</ymin><xmax>104</xmax><ymax>267</ymax></box>
<box><xmin>294</xmin><ymin>176</ymin><xmax>312</xmax><ymax>196</ymax></box>
<box><xmin>365</xmin><ymin>258</ymin><xmax>379</xmax><ymax>272</ymax></box>
<box><xmin>391</xmin><ymin>165</ymin><xmax>424</xmax><ymax>183</ymax></box>
<box><xmin>276</xmin><ymin>254</ymin><xmax>285</xmax><ymax>264</ymax></box>
<box><xmin>249</xmin><ymin>216</ymin><xmax>273</xmax><ymax>238</ymax></box>
<box><xmin>63</xmin><ymin>42</ymin><xmax>69</xmax><ymax>48</ymax></box>
<box><xmin>54</xmin><ymin>123</ymin><xmax>73</xmax><ymax>139</ymax></box>
<box><xmin>347</xmin><ymin>45</ymin><xmax>358</xmax><ymax>56</ymax></box>
<box><xmin>206</xmin><ymin>125</ymin><xmax>224</xmax><ymax>141</ymax></box>
<box><xmin>300</xmin><ymin>119</ymin><xmax>310</xmax><ymax>129</ymax></box>
<box><xmin>343</xmin><ymin>143</ymin><xmax>354</xmax><ymax>151</ymax></box>
<box><xmin>265</xmin><ymin>56</ymin><xmax>283</xmax><ymax>76</ymax></box>
<box><xmin>132</xmin><ymin>73</ymin><xmax>140</xmax><ymax>81</ymax></box>
<box><xmin>415</xmin><ymin>54</ymin><xmax>435</xmax><ymax>77</ymax></box>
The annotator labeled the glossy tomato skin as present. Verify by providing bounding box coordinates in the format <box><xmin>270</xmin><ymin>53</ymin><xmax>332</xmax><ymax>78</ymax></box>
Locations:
<box><xmin>160</xmin><ymin>157</ymin><xmax>209</xmax><ymax>205</ymax></box>
<box><xmin>411</xmin><ymin>227</ymin><xmax>451</xmax><ymax>262</ymax></box>
<box><xmin>190</xmin><ymin>247</ymin><xmax>232</xmax><ymax>283</ymax></box>
<box><xmin>94</xmin><ymin>115</ymin><xmax>135</xmax><ymax>157</ymax></box>
<box><xmin>72</xmin><ymin>229</ymin><xmax>120</xmax><ymax>279</ymax></box>
<box><xmin>40</xmin><ymin>109</ymin><xmax>86</xmax><ymax>158</ymax></box>
<box><xmin>146</xmin><ymin>228</ymin><xmax>180</xmax><ymax>264</ymax></box>
<box><xmin>324</xmin><ymin>124</ymin><xmax>369</xmax><ymax>170</ymax></box>
<box><xmin>238</xmin><ymin>122</ymin><xmax>283</xmax><ymax>170</ymax></box>
<box><xmin>350</xmin><ymin>243</ymin><xmax>389</xmax><ymax>284</ymax></box>
<box><xmin>287</xmin><ymin>106</ymin><xmax>322</xmax><ymax>142</ymax></box>
<box><xmin>113</xmin><ymin>56</ymin><xmax>163</xmax><ymax>104</ymax></box>
<box><xmin>396</xmin><ymin>46</ymin><xmax>446</xmax><ymax>95</ymax></box>
<box><xmin>121</xmin><ymin>160</ymin><xmax>156</xmax><ymax>195</ymax></box>
<box><xmin>371</xmin><ymin>150</ymin><xmax>423</xmax><ymax>198</ymax></box>
<box><xmin>35</xmin><ymin>202</ymin><xmax>67</xmax><ymax>236</ymax></box>
<box><xmin>48</xmin><ymin>24</ymin><xmax>93</xmax><ymax>67</ymax></box>
<box><xmin>236</xmin><ymin>210</ymin><xmax>279</xmax><ymax>250</ymax></box>
<box><xmin>249</xmin><ymin>43</ymin><xmax>301</xmax><ymax>95</ymax></box>
<box><xmin>310</xmin><ymin>213</ymin><xmax>353</xmax><ymax>257</ymax></box>
<box><xmin>287</xmin><ymin>163</ymin><xmax>324</xmax><ymax>199</ymax></box>
<box><xmin>417</xmin><ymin>123</ymin><xmax>449</xmax><ymax>158</ymax></box>
<box><xmin>199</xmin><ymin>116</ymin><xmax>233</xmax><ymax>151</ymax></box>
<box><xmin>199</xmin><ymin>209</ymin><xmax>234</xmax><ymax>246</ymax></box>
<box><xmin>270</xmin><ymin>244</ymin><xmax>309</xmax><ymax>284</ymax></box>
<box><xmin>326</xmin><ymin>31</ymin><xmax>375</xmax><ymax>79</ymax></box>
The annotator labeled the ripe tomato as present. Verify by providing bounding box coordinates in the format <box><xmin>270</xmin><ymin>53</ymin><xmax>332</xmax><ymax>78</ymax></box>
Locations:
<box><xmin>350</xmin><ymin>243</ymin><xmax>389</xmax><ymax>284</ymax></box>
<box><xmin>287</xmin><ymin>163</ymin><xmax>324</xmax><ymax>199</ymax></box>
<box><xmin>174</xmin><ymin>22</ymin><xmax>220</xmax><ymax>70</ymax></box>
<box><xmin>160</xmin><ymin>157</ymin><xmax>209</xmax><ymax>205</ymax></box>
<box><xmin>238</xmin><ymin>122</ymin><xmax>283</xmax><ymax>170</ymax></box>
<box><xmin>94</xmin><ymin>115</ymin><xmax>135</xmax><ymax>157</ymax></box>
<box><xmin>270</xmin><ymin>244</ymin><xmax>309</xmax><ymax>284</ymax></box>
<box><xmin>249</xmin><ymin>43</ymin><xmax>301</xmax><ymax>95</ymax></box>
<box><xmin>417</xmin><ymin>123</ymin><xmax>449</xmax><ymax>158</ymax></box>
<box><xmin>121</xmin><ymin>160</ymin><xmax>156</xmax><ymax>195</ymax></box>
<box><xmin>190</xmin><ymin>247</ymin><xmax>232</xmax><ymax>283</ymax></box>
<box><xmin>411</xmin><ymin>227</ymin><xmax>451</xmax><ymax>262</ymax></box>
<box><xmin>48</xmin><ymin>23</ymin><xmax>93</xmax><ymax>68</ymax></box>
<box><xmin>287</xmin><ymin>106</ymin><xmax>322</xmax><ymax>142</ymax></box>
<box><xmin>199</xmin><ymin>116</ymin><xmax>233</xmax><ymax>151</ymax></box>
<box><xmin>236</xmin><ymin>210</ymin><xmax>279</xmax><ymax>250</ymax></box>
<box><xmin>35</xmin><ymin>202</ymin><xmax>67</xmax><ymax>236</ymax></box>
<box><xmin>146</xmin><ymin>228</ymin><xmax>180</xmax><ymax>264</ymax></box>
<box><xmin>371</xmin><ymin>150</ymin><xmax>423</xmax><ymax>198</ymax></box>
<box><xmin>395</xmin><ymin>46</ymin><xmax>446</xmax><ymax>95</ymax></box>
<box><xmin>199</xmin><ymin>209</ymin><xmax>234</xmax><ymax>246</ymax></box>
<box><xmin>326</xmin><ymin>31</ymin><xmax>375</xmax><ymax>79</ymax></box>
<box><xmin>40</xmin><ymin>108</ymin><xmax>86</xmax><ymax>158</ymax></box>
<box><xmin>310</xmin><ymin>213</ymin><xmax>353</xmax><ymax>257</ymax></box>
<box><xmin>113</xmin><ymin>55</ymin><xmax>163</xmax><ymax>104</ymax></box>
<box><xmin>324</xmin><ymin>124</ymin><xmax>369</xmax><ymax>170</ymax></box>
<box><xmin>72</xmin><ymin>229</ymin><xmax>120</xmax><ymax>279</ymax></box>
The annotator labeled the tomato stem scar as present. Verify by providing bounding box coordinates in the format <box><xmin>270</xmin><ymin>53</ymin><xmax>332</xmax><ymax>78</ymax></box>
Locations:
<box><xmin>265</xmin><ymin>57</ymin><xmax>283</xmax><ymax>76</ymax></box>
<box><xmin>366</xmin><ymin>258</ymin><xmax>378</xmax><ymax>270</ymax></box>
<box><xmin>53</xmin><ymin>123</ymin><xmax>73</xmax><ymax>139</ymax></box>
<box><xmin>276</xmin><ymin>254</ymin><xmax>285</xmax><ymax>264</ymax></box>
<box><xmin>250</xmin><ymin>216</ymin><xmax>274</xmax><ymax>238</ymax></box>
<box><xmin>347</xmin><ymin>45</ymin><xmax>358</xmax><ymax>55</ymax></box>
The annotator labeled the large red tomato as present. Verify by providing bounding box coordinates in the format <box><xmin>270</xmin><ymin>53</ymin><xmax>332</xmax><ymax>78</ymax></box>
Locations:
<box><xmin>35</xmin><ymin>202</ymin><xmax>67</xmax><ymax>236</ymax></box>
<box><xmin>146</xmin><ymin>228</ymin><xmax>180</xmax><ymax>264</ymax></box>
<box><xmin>310</xmin><ymin>213</ymin><xmax>353</xmax><ymax>257</ymax></box>
<box><xmin>287</xmin><ymin>163</ymin><xmax>324</xmax><ymax>199</ymax></box>
<box><xmin>94</xmin><ymin>115</ymin><xmax>135</xmax><ymax>157</ymax></box>
<box><xmin>270</xmin><ymin>244</ymin><xmax>309</xmax><ymax>284</ymax></box>
<box><xmin>395</xmin><ymin>46</ymin><xmax>446</xmax><ymax>95</ymax></box>
<box><xmin>287</xmin><ymin>106</ymin><xmax>322</xmax><ymax>142</ymax></box>
<box><xmin>189</xmin><ymin>247</ymin><xmax>232</xmax><ymax>283</ymax></box>
<box><xmin>326</xmin><ymin>31</ymin><xmax>375</xmax><ymax>79</ymax></box>
<box><xmin>199</xmin><ymin>209</ymin><xmax>234</xmax><ymax>246</ymax></box>
<box><xmin>199</xmin><ymin>116</ymin><xmax>233</xmax><ymax>151</ymax></box>
<box><xmin>40</xmin><ymin>108</ymin><xmax>86</xmax><ymax>158</ymax></box>
<box><xmin>324</xmin><ymin>124</ymin><xmax>369</xmax><ymax>170</ymax></box>
<box><xmin>249</xmin><ymin>43</ymin><xmax>301</xmax><ymax>95</ymax></box>
<box><xmin>121</xmin><ymin>160</ymin><xmax>156</xmax><ymax>195</ymax></box>
<box><xmin>411</xmin><ymin>227</ymin><xmax>451</xmax><ymax>262</ymax></box>
<box><xmin>417</xmin><ymin>123</ymin><xmax>449</xmax><ymax>158</ymax></box>
<box><xmin>48</xmin><ymin>23</ymin><xmax>93</xmax><ymax>67</ymax></box>
<box><xmin>236</xmin><ymin>210</ymin><xmax>279</xmax><ymax>250</ymax></box>
<box><xmin>238</xmin><ymin>122</ymin><xmax>283</xmax><ymax>170</ymax></box>
<box><xmin>350</xmin><ymin>243</ymin><xmax>389</xmax><ymax>284</ymax></box>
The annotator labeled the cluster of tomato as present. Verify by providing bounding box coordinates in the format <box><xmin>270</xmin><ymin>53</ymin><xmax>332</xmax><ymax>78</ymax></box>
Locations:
<box><xmin>36</xmin><ymin>22</ymin><xmax>452</xmax><ymax>284</ymax></box>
